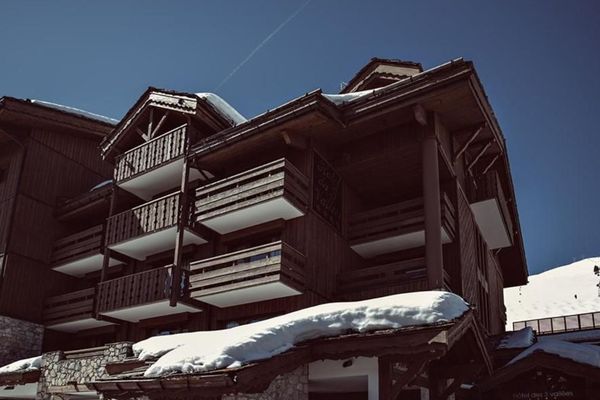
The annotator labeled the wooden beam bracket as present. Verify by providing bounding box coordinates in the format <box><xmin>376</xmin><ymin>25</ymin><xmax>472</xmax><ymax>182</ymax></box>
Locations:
<box><xmin>453</xmin><ymin>124</ymin><xmax>485</xmax><ymax>163</ymax></box>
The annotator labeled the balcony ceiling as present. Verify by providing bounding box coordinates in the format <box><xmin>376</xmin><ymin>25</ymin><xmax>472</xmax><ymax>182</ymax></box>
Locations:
<box><xmin>53</xmin><ymin>254</ymin><xmax>122</xmax><ymax>277</ymax></box>
<box><xmin>99</xmin><ymin>299</ymin><xmax>202</xmax><ymax>323</ymax></box>
<box><xmin>193</xmin><ymin>280</ymin><xmax>302</xmax><ymax>308</ymax></box>
<box><xmin>46</xmin><ymin>318</ymin><xmax>115</xmax><ymax>334</ymax></box>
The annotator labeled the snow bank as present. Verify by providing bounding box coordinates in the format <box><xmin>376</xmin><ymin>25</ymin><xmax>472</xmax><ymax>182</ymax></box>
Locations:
<box><xmin>497</xmin><ymin>327</ymin><xmax>535</xmax><ymax>349</ymax></box>
<box><xmin>504</xmin><ymin>257</ymin><xmax>600</xmax><ymax>330</ymax></box>
<box><xmin>195</xmin><ymin>93</ymin><xmax>246</xmax><ymax>126</ymax></box>
<box><xmin>0</xmin><ymin>356</ymin><xmax>41</xmax><ymax>374</ymax></box>
<box><xmin>30</xmin><ymin>99</ymin><xmax>118</xmax><ymax>125</ymax></box>
<box><xmin>509</xmin><ymin>339</ymin><xmax>600</xmax><ymax>368</ymax></box>
<box><xmin>135</xmin><ymin>291</ymin><xmax>468</xmax><ymax>377</ymax></box>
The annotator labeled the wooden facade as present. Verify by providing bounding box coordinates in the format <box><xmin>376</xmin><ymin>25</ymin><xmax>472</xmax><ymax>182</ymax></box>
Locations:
<box><xmin>1</xmin><ymin>58</ymin><xmax>529</xmax><ymax>399</ymax></box>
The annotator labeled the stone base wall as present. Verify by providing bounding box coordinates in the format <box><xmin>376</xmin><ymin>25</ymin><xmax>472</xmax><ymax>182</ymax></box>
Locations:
<box><xmin>0</xmin><ymin>315</ymin><xmax>44</xmax><ymax>366</ymax></box>
<box><xmin>36</xmin><ymin>342</ymin><xmax>132</xmax><ymax>400</ymax></box>
<box><xmin>222</xmin><ymin>366</ymin><xmax>308</xmax><ymax>400</ymax></box>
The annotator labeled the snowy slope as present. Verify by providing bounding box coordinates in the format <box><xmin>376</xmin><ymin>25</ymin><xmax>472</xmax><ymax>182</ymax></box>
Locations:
<box><xmin>504</xmin><ymin>257</ymin><xmax>600</xmax><ymax>329</ymax></box>
<box><xmin>135</xmin><ymin>291</ymin><xmax>468</xmax><ymax>377</ymax></box>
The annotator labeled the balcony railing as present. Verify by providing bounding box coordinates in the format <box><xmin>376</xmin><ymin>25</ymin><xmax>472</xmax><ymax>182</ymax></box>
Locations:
<box><xmin>114</xmin><ymin>125</ymin><xmax>188</xmax><ymax>184</ymax></box>
<box><xmin>513</xmin><ymin>311</ymin><xmax>600</xmax><ymax>335</ymax></box>
<box><xmin>96</xmin><ymin>265</ymin><xmax>180</xmax><ymax>314</ymax></box>
<box><xmin>51</xmin><ymin>225</ymin><xmax>104</xmax><ymax>268</ymax></box>
<box><xmin>188</xmin><ymin>241</ymin><xmax>305</xmax><ymax>307</ymax></box>
<box><xmin>43</xmin><ymin>288</ymin><xmax>96</xmax><ymax>327</ymax></box>
<box><xmin>106</xmin><ymin>192</ymin><xmax>192</xmax><ymax>246</ymax></box>
<box><xmin>348</xmin><ymin>193</ymin><xmax>456</xmax><ymax>257</ymax></box>
<box><xmin>195</xmin><ymin>158</ymin><xmax>309</xmax><ymax>234</ymax></box>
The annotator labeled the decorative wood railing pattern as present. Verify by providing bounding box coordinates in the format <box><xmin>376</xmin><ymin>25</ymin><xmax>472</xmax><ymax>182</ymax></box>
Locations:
<box><xmin>114</xmin><ymin>125</ymin><xmax>188</xmax><ymax>183</ymax></box>
<box><xmin>105</xmin><ymin>192</ymin><xmax>193</xmax><ymax>246</ymax></box>
<box><xmin>43</xmin><ymin>288</ymin><xmax>96</xmax><ymax>326</ymax></box>
<box><xmin>471</xmin><ymin>170</ymin><xmax>513</xmax><ymax>238</ymax></box>
<box><xmin>51</xmin><ymin>225</ymin><xmax>104</xmax><ymax>267</ymax></box>
<box><xmin>513</xmin><ymin>311</ymin><xmax>600</xmax><ymax>335</ymax></box>
<box><xmin>188</xmin><ymin>241</ymin><xmax>305</xmax><ymax>298</ymax></box>
<box><xmin>348</xmin><ymin>193</ymin><xmax>456</xmax><ymax>245</ymax></box>
<box><xmin>195</xmin><ymin>158</ymin><xmax>309</xmax><ymax>222</ymax></box>
<box><xmin>96</xmin><ymin>265</ymin><xmax>180</xmax><ymax>313</ymax></box>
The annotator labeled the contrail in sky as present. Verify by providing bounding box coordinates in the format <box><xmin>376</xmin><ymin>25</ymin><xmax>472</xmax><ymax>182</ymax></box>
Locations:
<box><xmin>215</xmin><ymin>0</ymin><xmax>311</xmax><ymax>90</ymax></box>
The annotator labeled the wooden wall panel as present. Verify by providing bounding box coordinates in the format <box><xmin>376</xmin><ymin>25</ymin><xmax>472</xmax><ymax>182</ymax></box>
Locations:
<box><xmin>0</xmin><ymin>253</ymin><xmax>76</xmax><ymax>322</ymax></box>
<box><xmin>457</xmin><ymin>186</ymin><xmax>479</xmax><ymax>307</ymax></box>
<box><xmin>31</xmin><ymin>129</ymin><xmax>113</xmax><ymax>178</ymax></box>
<box><xmin>487</xmin><ymin>253</ymin><xmax>505</xmax><ymax>335</ymax></box>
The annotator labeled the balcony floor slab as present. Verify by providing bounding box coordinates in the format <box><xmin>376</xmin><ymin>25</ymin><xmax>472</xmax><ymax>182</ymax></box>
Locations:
<box><xmin>193</xmin><ymin>280</ymin><xmax>302</xmax><ymax>308</ymax></box>
<box><xmin>46</xmin><ymin>317</ymin><xmax>115</xmax><ymax>333</ymax></box>
<box><xmin>108</xmin><ymin>227</ymin><xmax>207</xmax><ymax>261</ymax></box>
<box><xmin>52</xmin><ymin>254</ymin><xmax>122</xmax><ymax>277</ymax></box>
<box><xmin>118</xmin><ymin>158</ymin><xmax>206</xmax><ymax>201</ymax></box>
<box><xmin>199</xmin><ymin>197</ymin><xmax>304</xmax><ymax>235</ymax></box>
<box><xmin>99</xmin><ymin>299</ymin><xmax>202</xmax><ymax>323</ymax></box>
<box><xmin>351</xmin><ymin>227</ymin><xmax>452</xmax><ymax>258</ymax></box>
<box><xmin>470</xmin><ymin>199</ymin><xmax>512</xmax><ymax>249</ymax></box>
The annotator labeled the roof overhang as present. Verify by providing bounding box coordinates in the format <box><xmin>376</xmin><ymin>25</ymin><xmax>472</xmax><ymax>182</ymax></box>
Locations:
<box><xmin>0</xmin><ymin>370</ymin><xmax>40</xmax><ymax>387</ymax></box>
<box><xmin>88</xmin><ymin>311</ymin><xmax>490</xmax><ymax>399</ymax></box>
<box><xmin>0</xmin><ymin>97</ymin><xmax>114</xmax><ymax>139</ymax></box>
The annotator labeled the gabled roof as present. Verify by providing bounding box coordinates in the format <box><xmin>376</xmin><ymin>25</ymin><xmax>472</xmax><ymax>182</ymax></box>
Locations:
<box><xmin>340</xmin><ymin>57</ymin><xmax>423</xmax><ymax>94</ymax></box>
<box><xmin>100</xmin><ymin>87</ymin><xmax>245</xmax><ymax>159</ymax></box>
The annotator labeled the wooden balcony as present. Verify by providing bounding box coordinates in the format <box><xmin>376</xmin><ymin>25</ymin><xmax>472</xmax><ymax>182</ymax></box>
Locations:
<box><xmin>337</xmin><ymin>257</ymin><xmax>451</xmax><ymax>301</ymax></box>
<box><xmin>348</xmin><ymin>193</ymin><xmax>456</xmax><ymax>258</ymax></box>
<box><xmin>188</xmin><ymin>241</ymin><xmax>305</xmax><ymax>307</ymax></box>
<box><xmin>195</xmin><ymin>158</ymin><xmax>309</xmax><ymax>234</ymax></box>
<box><xmin>106</xmin><ymin>192</ymin><xmax>207</xmax><ymax>260</ymax></box>
<box><xmin>469</xmin><ymin>170</ymin><xmax>513</xmax><ymax>249</ymax></box>
<box><xmin>51</xmin><ymin>225</ymin><xmax>121</xmax><ymax>277</ymax></box>
<box><xmin>43</xmin><ymin>288</ymin><xmax>113</xmax><ymax>333</ymax></box>
<box><xmin>96</xmin><ymin>265</ymin><xmax>202</xmax><ymax>322</ymax></box>
<box><xmin>114</xmin><ymin>125</ymin><xmax>206</xmax><ymax>200</ymax></box>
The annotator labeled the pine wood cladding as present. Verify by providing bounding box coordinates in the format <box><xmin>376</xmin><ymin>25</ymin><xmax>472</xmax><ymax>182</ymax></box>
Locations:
<box><xmin>188</xmin><ymin>241</ymin><xmax>305</xmax><ymax>300</ymax></box>
<box><xmin>43</xmin><ymin>287</ymin><xmax>96</xmax><ymax>326</ymax></box>
<box><xmin>312</xmin><ymin>152</ymin><xmax>342</xmax><ymax>231</ymax></box>
<box><xmin>105</xmin><ymin>192</ymin><xmax>193</xmax><ymax>246</ymax></box>
<box><xmin>96</xmin><ymin>265</ymin><xmax>178</xmax><ymax>313</ymax></box>
<box><xmin>114</xmin><ymin>124</ymin><xmax>188</xmax><ymax>183</ymax></box>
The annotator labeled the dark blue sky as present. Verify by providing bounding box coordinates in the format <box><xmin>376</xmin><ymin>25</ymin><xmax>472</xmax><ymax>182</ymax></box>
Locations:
<box><xmin>1</xmin><ymin>1</ymin><xmax>599</xmax><ymax>275</ymax></box>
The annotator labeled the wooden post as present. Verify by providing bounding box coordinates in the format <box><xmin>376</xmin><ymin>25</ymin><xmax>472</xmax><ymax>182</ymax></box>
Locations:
<box><xmin>170</xmin><ymin>156</ymin><xmax>191</xmax><ymax>307</ymax></box>
<box><xmin>422</xmin><ymin>115</ymin><xmax>444</xmax><ymax>290</ymax></box>
<box><xmin>100</xmin><ymin>187</ymin><xmax>118</xmax><ymax>282</ymax></box>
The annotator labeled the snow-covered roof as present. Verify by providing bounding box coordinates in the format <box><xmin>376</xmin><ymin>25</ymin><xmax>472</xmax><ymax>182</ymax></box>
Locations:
<box><xmin>195</xmin><ymin>93</ymin><xmax>246</xmax><ymax>126</ymax></box>
<box><xmin>134</xmin><ymin>291</ymin><xmax>468</xmax><ymax>377</ymax></box>
<box><xmin>504</xmin><ymin>257</ymin><xmax>600</xmax><ymax>329</ymax></box>
<box><xmin>322</xmin><ymin>88</ymin><xmax>381</xmax><ymax>105</ymax></box>
<box><xmin>497</xmin><ymin>327</ymin><xmax>535</xmax><ymax>349</ymax></box>
<box><xmin>29</xmin><ymin>99</ymin><xmax>119</xmax><ymax>125</ymax></box>
<box><xmin>0</xmin><ymin>356</ymin><xmax>41</xmax><ymax>375</ymax></box>
<box><xmin>509</xmin><ymin>339</ymin><xmax>600</xmax><ymax>369</ymax></box>
<box><xmin>90</xmin><ymin>180</ymin><xmax>112</xmax><ymax>192</ymax></box>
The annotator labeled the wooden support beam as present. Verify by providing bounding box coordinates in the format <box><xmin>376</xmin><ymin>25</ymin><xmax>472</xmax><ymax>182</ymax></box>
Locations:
<box><xmin>170</xmin><ymin>157</ymin><xmax>191</xmax><ymax>307</ymax></box>
<box><xmin>100</xmin><ymin>187</ymin><xmax>118</xmax><ymax>283</ymax></box>
<box><xmin>481</xmin><ymin>153</ymin><xmax>501</xmax><ymax>176</ymax></box>
<box><xmin>150</xmin><ymin>111</ymin><xmax>170</xmax><ymax>139</ymax></box>
<box><xmin>453</xmin><ymin>124</ymin><xmax>484</xmax><ymax>163</ymax></box>
<box><xmin>136</xmin><ymin>127</ymin><xmax>149</xmax><ymax>141</ymax></box>
<box><xmin>413</xmin><ymin>104</ymin><xmax>428</xmax><ymax>126</ymax></box>
<box><xmin>422</xmin><ymin>115</ymin><xmax>444</xmax><ymax>289</ymax></box>
<box><xmin>390</xmin><ymin>357</ymin><xmax>431</xmax><ymax>399</ymax></box>
<box><xmin>466</xmin><ymin>139</ymin><xmax>494</xmax><ymax>173</ymax></box>
<box><xmin>148</xmin><ymin>107</ymin><xmax>154</xmax><ymax>139</ymax></box>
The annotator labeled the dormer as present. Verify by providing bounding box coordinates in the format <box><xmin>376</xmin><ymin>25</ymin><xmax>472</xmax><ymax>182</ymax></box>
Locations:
<box><xmin>341</xmin><ymin>58</ymin><xmax>423</xmax><ymax>93</ymax></box>
<box><xmin>100</xmin><ymin>88</ymin><xmax>246</xmax><ymax>200</ymax></box>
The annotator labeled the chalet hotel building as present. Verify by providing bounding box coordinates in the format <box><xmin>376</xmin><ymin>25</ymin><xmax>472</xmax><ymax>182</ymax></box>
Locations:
<box><xmin>0</xmin><ymin>58</ymin><xmax>592</xmax><ymax>399</ymax></box>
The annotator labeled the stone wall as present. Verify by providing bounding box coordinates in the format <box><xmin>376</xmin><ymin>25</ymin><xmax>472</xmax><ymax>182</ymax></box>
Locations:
<box><xmin>36</xmin><ymin>342</ymin><xmax>132</xmax><ymax>400</ymax></box>
<box><xmin>222</xmin><ymin>365</ymin><xmax>308</xmax><ymax>400</ymax></box>
<box><xmin>0</xmin><ymin>315</ymin><xmax>44</xmax><ymax>366</ymax></box>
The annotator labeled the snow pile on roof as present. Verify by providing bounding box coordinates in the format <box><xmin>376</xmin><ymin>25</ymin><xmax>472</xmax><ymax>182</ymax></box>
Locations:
<box><xmin>135</xmin><ymin>291</ymin><xmax>468</xmax><ymax>377</ymax></box>
<box><xmin>509</xmin><ymin>339</ymin><xmax>600</xmax><ymax>368</ymax></box>
<box><xmin>497</xmin><ymin>327</ymin><xmax>535</xmax><ymax>349</ymax></box>
<box><xmin>504</xmin><ymin>257</ymin><xmax>600</xmax><ymax>329</ymax></box>
<box><xmin>30</xmin><ymin>99</ymin><xmax>119</xmax><ymax>125</ymax></box>
<box><xmin>322</xmin><ymin>88</ymin><xmax>379</xmax><ymax>105</ymax></box>
<box><xmin>0</xmin><ymin>356</ymin><xmax>41</xmax><ymax>375</ymax></box>
<box><xmin>89</xmin><ymin>180</ymin><xmax>112</xmax><ymax>192</ymax></box>
<box><xmin>195</xmin><ymin>93</ymin><xmax>246</xmax><ymax>126</ymax></box>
